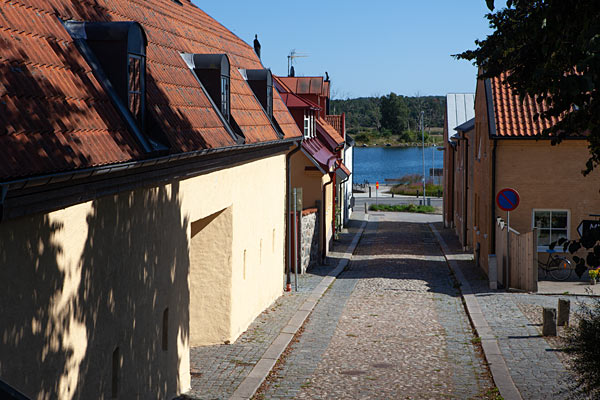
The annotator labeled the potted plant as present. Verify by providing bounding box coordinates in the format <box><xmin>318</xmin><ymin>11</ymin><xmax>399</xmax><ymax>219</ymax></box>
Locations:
<box><xmin>589</xmin><ymin>268</ymin><xmax>599</xmax><ymax>285</ymax></box>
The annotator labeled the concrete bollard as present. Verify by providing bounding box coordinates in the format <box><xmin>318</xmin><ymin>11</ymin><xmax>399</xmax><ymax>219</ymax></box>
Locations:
<box><xmin>558</xmin><ymin>299</ymin><xmax>570</xmax><ymax>327</ymax></box>
<box><xmin>543</xmin><ymin>308</ymin><xmax>557</xmax><ymax>336</ymax></box>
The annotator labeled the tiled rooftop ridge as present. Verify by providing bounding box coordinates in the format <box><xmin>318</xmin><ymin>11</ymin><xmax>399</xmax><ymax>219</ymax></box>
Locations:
<box><xmin>0</xmin><ymin>0</ymin><xmax>301</xmax><ymax>180</ymax></box>
<box><xmin>490</xmin><ymin>73</ymin><xmax>559</xmax><ymax>137</ymax></box>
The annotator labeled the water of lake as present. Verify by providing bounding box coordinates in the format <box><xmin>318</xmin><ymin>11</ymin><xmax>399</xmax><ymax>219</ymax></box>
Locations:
<box><xmin>353</xmin><ymin>146</ymin><xmax>444</xmax><ymax>184</ymax></box>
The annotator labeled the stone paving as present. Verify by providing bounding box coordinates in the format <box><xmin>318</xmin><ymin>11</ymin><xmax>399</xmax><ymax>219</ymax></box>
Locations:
<box><xmin>183</xmin><ymin>220</ymin><xmax>361</xmax><ymax>400</ymax></box>
<box><xmin>260</xmin><ymin>214</ymin><xmax>493</xmax><ymax>399</ymax></box>
<box><xmin>434</xmin><ymin>222</ymin><xmax>575</xmax><ymax>400</ymax></box>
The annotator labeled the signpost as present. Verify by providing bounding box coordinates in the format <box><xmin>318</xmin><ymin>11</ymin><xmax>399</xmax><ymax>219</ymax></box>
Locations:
<box><xmin>577</xmin><ymin>220</ymin><xmax>600</xmax><ymax>237</ymax></box>
<box><xmin>496</xmin><ymin>188</ymin><xmax>520</xmax><ymax>288</ymax></box>
<box><xmin>376</xmin><ymin>181</ymin><xmax>379</xmax><ymax>205</ymax></box>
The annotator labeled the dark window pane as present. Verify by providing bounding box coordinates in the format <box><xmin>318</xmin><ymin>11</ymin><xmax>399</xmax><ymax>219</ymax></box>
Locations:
<box><xmin>534</xmin><ymin>211</ymin><xmax>550</xmax><ymax>229</ymax></box>
<box><xmin>551</xmin><ymin>230</ymin><xmax>568</xmax><ymax>244</ymax></box>
<box><xmin>552</xmin><ymin>211</ymin><xmax>568</xmax><ymax>229</ymax></box>
<box><xmin>537</xmin><ymin>229</ymin><xmax>550</xmax><ymax>246</ymax></box>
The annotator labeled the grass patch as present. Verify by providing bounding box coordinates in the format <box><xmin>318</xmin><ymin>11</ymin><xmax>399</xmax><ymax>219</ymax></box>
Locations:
<box><xmin>369</xmin><ymin>204</ymin><xmax>436</xmax><ymax>213</ymax></box>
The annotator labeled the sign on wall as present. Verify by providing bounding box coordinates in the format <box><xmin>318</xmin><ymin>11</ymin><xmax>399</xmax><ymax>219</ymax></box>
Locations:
<box><xmin>577</xmin><ymin>220</ymin><xmax>600</xmax><ymax>237</ymax></box>
<box><xmin>496</xmin><ymin>188</ymin><xmax>520</xmax><ymax>212</ymax></box>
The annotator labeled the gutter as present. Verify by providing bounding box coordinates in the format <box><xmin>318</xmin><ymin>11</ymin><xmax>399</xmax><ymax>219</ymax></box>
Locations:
<box><xmin>0</xmin><ymin>137</ymin><xmax>299</xmax><ymax>222</ymax></box>
<box><xmin>1</xmin><ymin>138</ymin><xmax>299</xmax><ymax>191</ymax></box>
<box><xmin>286</xmin><ymin>141</ymin><xmax>302</xmax><ymax>291</ymax></box>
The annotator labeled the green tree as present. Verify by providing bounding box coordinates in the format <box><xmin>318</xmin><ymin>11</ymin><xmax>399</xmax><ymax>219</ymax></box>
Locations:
<box><xmin>457</xmin><ymin>0</ymin><xmax>600</xmax><ymax>175</ymax></box>
<box><xmin>380</xmin><ymin>92</ymin><xmax>408</xmax><ymax>133</ymax></box>
<box><xmin>459</xmin><ymin>0</ymin><xmax>600</xmax><ymax>277</ymax></box>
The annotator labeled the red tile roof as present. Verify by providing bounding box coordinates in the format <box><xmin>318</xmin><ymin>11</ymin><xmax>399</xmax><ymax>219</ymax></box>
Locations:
<box><xmin>278</xmin><ymin>93</ymin><xmax>321</xmax><ymax>110</ymax></box>
<box><xmin>338</xmin><ymin>161</ymin><xmax>351</xmax><ymax>178</ymax></box>
<box><xmin>0</xmin><ymin>0</ymin><xmax>300</xmax><ymax>180</ymax></box>
<box><xmin>489</xmin><ymin>73</ymin><xmax>559</xmax><ymax>137</ymax></box>
<box><xmin>277</xmin><ymin>76</ymin><xmax>324</xmax><ymax>95</ymax></box>
<box><xmin>316</xmin><ymin>118</ymin><xmax>344</xmax><ymax>151</ymax></box>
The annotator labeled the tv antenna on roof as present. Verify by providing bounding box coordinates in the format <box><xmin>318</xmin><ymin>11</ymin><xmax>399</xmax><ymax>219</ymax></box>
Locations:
<box><xmin>287</xmin><ymin>49</ymin><xmax>309</xmax><ymax>77</ymax></box>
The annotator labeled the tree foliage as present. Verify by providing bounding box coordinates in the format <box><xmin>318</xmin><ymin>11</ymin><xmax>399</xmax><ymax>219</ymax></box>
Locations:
<box><xmin>380</xmin><ymin>92</ymin><xmax>409</xmax><ymax>133</ymax></box>
<box><xmin>562</xmin><ymin>297</ymin><xmax>600</xmax><ymax>398</ymax></box>
<box><xmin>457</xmin><ymin>0</ymin><xmax>600</xmax><ymax>175</ymax></box>
<box><xmin>331</xmin><ymin>95</ymin><xmax>445</xmax><ymax>137</ymax></box>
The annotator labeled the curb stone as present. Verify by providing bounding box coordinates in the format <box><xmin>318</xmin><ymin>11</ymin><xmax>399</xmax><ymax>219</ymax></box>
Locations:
<box><xmin>429</xmin><ymin>223</ymin><xmax>523</xmax><ymax>400</ymax></box>
<box><xmin>229</xmin><ymin>216</ymin><xmax>368</xmax><ymax>400</ymax></box>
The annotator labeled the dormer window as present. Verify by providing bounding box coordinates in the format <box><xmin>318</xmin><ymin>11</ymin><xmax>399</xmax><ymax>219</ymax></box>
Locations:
<box><xmin>64</xmin><ymin>21</ymin><xmax>147</xmax><ymax>129</ymax></box>
<box><xmin>62</xmin><ymin>20</ymin><xmax>164</xmax><ymax>152</ymax></box>
<box><xmin>242</xmin><ymin>69</ymin><xmax>273</xmax><ymax>119</ymax></box>
<box><xmin>181</xmin><ymin>53</ymin><xmax>231</xmax><ymax>121</ymax></box>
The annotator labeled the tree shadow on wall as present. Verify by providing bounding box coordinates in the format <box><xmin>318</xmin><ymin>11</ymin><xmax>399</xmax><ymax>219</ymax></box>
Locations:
<box><xmin>0</xmin><ymin>215</ymin><xmax>69</xmax><ymax>398</ymax></box>
<box><xmin>0</xmin><ymin>183</ymin><xmax>190</xmax><ymax>399</ymax></box>
<box><xmin>71</xmin><ymin>182</ymin><xmax>190</xmax><ymax>399</ymax></box>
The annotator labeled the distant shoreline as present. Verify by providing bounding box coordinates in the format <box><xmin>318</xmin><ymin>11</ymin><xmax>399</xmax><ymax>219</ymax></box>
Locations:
<box><xmin>354</xmin><ymin>142</ymin><xmax>440</xmax><ymax>148</ymax></box>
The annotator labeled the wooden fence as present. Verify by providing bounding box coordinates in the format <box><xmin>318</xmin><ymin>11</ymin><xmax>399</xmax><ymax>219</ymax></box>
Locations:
<box><xmin>495</xmin><ymin>218</ymin><xmax>538</xmax><ymax>292</ymax></box>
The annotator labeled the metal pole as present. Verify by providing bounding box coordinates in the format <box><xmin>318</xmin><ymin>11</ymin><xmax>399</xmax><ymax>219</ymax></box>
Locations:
<box><xmin>376</xmin><ymin>185</ymin><xmax>378</xmax><ymax>205</ymax></box>
<box><xmin>421</xmin><ymin>111</ymin><xmax>426</xmax><ymax>204</ymax></box>
<box><xmin>432</xmin><ymin>143</ymin><xmax>435</xmax><ymax>186</ymax></box>
<box><xmin>506</xmin><ymin>210</ymin><xmax>510</xmax><ymax>289</ymax></box>
<box><xmin>293</xmin><ymin>188</ymin><xmax>298</xmax><ymax>291</ymax></box>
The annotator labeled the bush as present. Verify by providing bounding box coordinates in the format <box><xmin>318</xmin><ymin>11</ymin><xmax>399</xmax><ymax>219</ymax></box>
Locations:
<box><xmin>563</xmin><ymin>298</ymin><xmax>600</xmax><ymax>397</ymax></box>
<box><xmin>355</xmin><ymin>133</ymin><xmax>370</xmax><ymax>142</ymax></box>
<box><xmin>368</xmin><ymin>204</ymin><xmax>435</xmax><ymax>213</ymax></box>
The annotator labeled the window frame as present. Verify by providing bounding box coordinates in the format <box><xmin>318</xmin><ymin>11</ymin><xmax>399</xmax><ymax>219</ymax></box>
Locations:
<box><xmin>127</xmin><ymin>53</ymin><xmax>145</xmax><ymax>130</ymax></box>
<box><xmin>221</xmin><ymin>75</ymin><xmax>230</xmax><ymax>121</ymax></box>
<box><xmin>303</xmin><ymin>111</ymin><xmax>311</xmax><ymax>138</ymax></box>
<box><xmin>532</xmin><ymin>209</ymin><xmax>570</xmax><ymax>252</ymax></box>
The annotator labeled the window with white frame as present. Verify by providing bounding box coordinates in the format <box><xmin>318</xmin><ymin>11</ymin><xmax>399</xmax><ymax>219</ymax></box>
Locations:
<box><xmin>303</xmin><ymin>112</ymin><xmax>310</xmax><ymax>138</ymax></box>
<box><xmin>533</xmin><ymin>210</ymin><xmax>569</xmax><ymax>249</ymax></box>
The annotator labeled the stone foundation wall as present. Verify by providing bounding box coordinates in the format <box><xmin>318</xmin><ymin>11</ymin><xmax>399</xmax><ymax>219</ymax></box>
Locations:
<box><xmin>301</xmin><ymin>208</ymin><xmax>320</xmax><ymax>273</ymax></box>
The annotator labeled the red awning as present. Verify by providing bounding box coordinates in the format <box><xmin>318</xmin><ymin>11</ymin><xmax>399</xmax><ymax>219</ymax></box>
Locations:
<box><xmin>302</xmin><ymin>137</ymin><xmax>337</xmax><ymax>172</ymax></box>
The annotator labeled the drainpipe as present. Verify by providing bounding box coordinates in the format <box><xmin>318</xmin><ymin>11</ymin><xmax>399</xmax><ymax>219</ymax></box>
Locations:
<box><xmin>286</xmin><ymin>142</ymin><xmax>301</xmax><ymax>291</ymax></box>
<box><xmin>491</xmin><ymin>138</ymin><xmax>498</xmax><ymax>254</ymax></box>
<box><xmin>0</xmin><ymin>184</ymin><xmax>7</xmax><ymax>224</ymax></box>
<box><xmin>462</xmin><ymin>133</ymin><xmax>468</xmax><ymax>249</ymax></box>
<box><xmin>322</xmin><ymin>176</ymin><xmax>334</xmax><ymax>262</ymax></box>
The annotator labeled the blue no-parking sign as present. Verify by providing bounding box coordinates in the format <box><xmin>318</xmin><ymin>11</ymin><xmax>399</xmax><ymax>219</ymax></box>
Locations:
<box><xmin>496</xmin><ymin>188</ymin><xmax>520</xmax><ymax>212</ymax></box>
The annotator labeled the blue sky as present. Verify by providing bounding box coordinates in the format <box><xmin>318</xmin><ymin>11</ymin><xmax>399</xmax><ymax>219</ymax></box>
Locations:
<box><xmin>194</xmin><ymin>1</ymin><xmax>496</xmax><ymax>99</ymax></box>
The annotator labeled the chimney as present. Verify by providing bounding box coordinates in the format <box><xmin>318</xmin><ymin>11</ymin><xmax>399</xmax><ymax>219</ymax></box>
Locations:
<box><xmin>289</xmin><ymin>65</ymin><xmax>295</xmax><ymax>77</ymax></box>
<box><xmin>253</xmin><ymin>34</ymin><xmax>261</xmax><ymax>59</ymax></box>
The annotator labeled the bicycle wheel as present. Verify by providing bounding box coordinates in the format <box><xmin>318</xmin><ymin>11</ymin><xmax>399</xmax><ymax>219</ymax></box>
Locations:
<box><xmin>549</xmin><ymin>257</ymin><xmax>572</xmax><ymax>281</ymax></box>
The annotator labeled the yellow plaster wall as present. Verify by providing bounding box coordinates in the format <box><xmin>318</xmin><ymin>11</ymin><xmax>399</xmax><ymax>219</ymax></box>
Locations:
<box><xmin>323</xmin><ymin>175</ymin><xmax>334</xmax><ymax>251</ymax></box>
<box><xmin>0</xmin><ymin>153</ymin><xmax>288</xmax><ymax>399</ymax></box>
<box><xmin>290</xmin><ymin>151</ymin><xmax>323</xmax><ymax>208</ymax></box>
<box><xmin>495</xmin><ymin>140</ymin><xmax>600</xmax><ymax>248</ymax></box>
<box><xmin>289</xmin><ymin>150</ymin><xmax>334</xmax><ymax>257</ymax></box>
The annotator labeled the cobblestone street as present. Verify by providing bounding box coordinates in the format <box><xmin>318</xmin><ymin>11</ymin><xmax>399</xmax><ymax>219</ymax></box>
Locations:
<box><xmin>259</xmin><ymin>213</ymin><xmax>494</xmax><ymax>399</ymax></box>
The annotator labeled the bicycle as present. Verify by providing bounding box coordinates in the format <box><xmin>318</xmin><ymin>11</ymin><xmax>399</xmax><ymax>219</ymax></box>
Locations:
<box><xmin>538</xmin><ymin>249</ymin><xmax>573</xmax><ymax>281</ymax></box>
